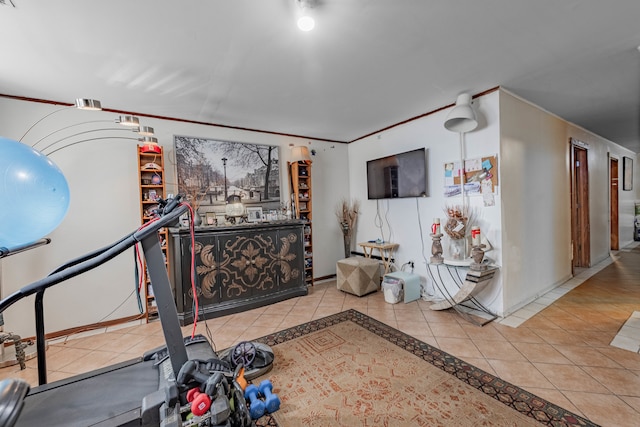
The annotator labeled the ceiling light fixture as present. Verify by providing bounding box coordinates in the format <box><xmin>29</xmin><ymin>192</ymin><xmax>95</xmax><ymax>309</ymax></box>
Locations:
<box><xmin>296</xmin><ymin>0</ymin><xmax>315</xmax><ymax>31</ymax></box>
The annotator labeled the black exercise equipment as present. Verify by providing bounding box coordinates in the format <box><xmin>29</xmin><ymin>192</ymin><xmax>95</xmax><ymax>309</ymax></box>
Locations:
<box><xmin>0</xmin><ymin>196</ymin><xmax>270</xmax><ymax>426</ymax></box>
<box><xmin>0</xmin><ymin>379</ymin><xmax>29</xmax><ymax>427</ymax></box>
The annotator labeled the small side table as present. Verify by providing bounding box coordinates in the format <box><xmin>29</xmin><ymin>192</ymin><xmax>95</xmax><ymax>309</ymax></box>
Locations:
<box><xmin>358</xmin><ymin>242</ymin><xmax>399</xmax><ymax>275</ymax></box>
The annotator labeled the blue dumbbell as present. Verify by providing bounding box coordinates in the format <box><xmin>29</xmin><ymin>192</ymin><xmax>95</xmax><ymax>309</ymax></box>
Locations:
<box><xmin>258</xmin><ymin>380</ymin><xmax>281</xmax><ymax>413</ymax></box>
<box><xmin>244</xmin><ymin>384</ymin><xmax>265</xmax><ymax>419</ymax></box>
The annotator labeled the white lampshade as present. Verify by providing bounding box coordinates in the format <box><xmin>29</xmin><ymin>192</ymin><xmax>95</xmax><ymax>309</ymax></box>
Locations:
<box><xmin>290</xmin><ymin>145</ymin><xmax>312</xmax><ymax>163</ymax></box>
<box><xmin>444</xmin><ymin>93</ymin><xmax>478</xmax><ymax>133</ymax></box>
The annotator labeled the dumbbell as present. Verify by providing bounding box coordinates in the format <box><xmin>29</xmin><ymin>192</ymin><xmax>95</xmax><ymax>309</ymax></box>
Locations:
<box><xmin>258</xmin><ymin>380</ymin><xmax>280</xmax><ymax>413</ymax></box>
<box><xmin>244</xmin><ymin>384</ymin><xmax>265</xmax><ymax>419</ymax></box>
<box><xmin>186</xmin><ymin>388</ymin><xmax>211</xmax><ymax>417</ymax></box>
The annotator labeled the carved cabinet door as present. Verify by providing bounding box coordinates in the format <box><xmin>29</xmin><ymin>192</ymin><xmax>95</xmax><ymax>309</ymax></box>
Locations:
<box><xmin>216</xmin><ymin>229</ymin><xmax>280</xmax><ymax>302</ymax></box>
<box><xmin>183</xmin><ymin>234</ymin><xmax>220</xmax><ymax>310</ymax></box>
<box><xmin>275</xmin><ymin>228</ymin><xmax>305</xmax><ymax>291</ymax></box>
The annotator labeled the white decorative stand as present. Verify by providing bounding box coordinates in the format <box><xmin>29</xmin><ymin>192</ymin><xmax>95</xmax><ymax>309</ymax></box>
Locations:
<box><xmin>426</xmin><ymin>263</ymin><xmax>498</xmax><ymax>326</ymax></box>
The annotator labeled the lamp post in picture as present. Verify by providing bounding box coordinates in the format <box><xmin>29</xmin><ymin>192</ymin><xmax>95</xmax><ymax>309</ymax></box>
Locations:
<box><xmin>222</xmin><ymin>157</ymin><xmax>228</xmax><ymax>200</ymax></box>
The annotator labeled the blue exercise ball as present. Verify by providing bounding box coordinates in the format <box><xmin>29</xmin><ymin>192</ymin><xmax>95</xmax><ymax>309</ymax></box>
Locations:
<box><xmin>0</xmin><ymin>137</ymin><xmax>70</xmax><ymax>248</ymax></box>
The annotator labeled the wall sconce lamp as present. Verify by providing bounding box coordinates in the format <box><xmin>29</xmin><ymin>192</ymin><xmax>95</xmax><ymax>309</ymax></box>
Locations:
<box><xmin>290</xmin><ymin>145</ymin><xmax>312</xmax><ymax>163</ymax></box>
<box><xmin>444</xmin><ymin>93</ymin><xmax>477</xmax><ymax>133</ymax></box>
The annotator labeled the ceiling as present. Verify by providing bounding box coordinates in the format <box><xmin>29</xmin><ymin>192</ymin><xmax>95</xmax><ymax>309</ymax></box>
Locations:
<box><xmin>1</xmin><ymin>0</ymin><xmax>639</xmax><ymax>152</ymax></box>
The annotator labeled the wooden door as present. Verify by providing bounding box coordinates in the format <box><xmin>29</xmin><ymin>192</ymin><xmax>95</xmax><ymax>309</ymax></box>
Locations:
<box><xmin>610</xmin><ymin>157</ymin><xmax>619</xmax><ymax>250</ymax></box>
<box><xmin>571</xmin><ymin>144</ymin><xmax>590</xmax><ymax>268</ymax></box>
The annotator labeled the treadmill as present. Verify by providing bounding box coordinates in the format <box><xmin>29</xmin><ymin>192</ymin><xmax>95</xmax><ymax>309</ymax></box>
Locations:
<box><xmin>0</xmin><ymin>197</ymin><xmax>252</xmax><ymax>427</ymax></box>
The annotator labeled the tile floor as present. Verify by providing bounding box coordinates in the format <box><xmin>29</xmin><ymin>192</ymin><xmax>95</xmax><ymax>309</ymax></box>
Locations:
<box><xmin>2</xmin><ymin>245</ymin><xmax>639</xmax><ymax>427</ymax></box>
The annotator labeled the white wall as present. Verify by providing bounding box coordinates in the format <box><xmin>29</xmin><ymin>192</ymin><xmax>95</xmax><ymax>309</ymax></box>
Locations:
<box><xmin>0</xmin><ymin>97</ymin><xmax>349</xmax><ymax>338</ymax></box>
<box><xmin>499</xmin><ymin>90</ymin><xmax>639</xmax><ymax>315</ymax></box>
<box><xmin>499</xmin><ymin>92</ymin><xmax>573</xmax><ymax>312</ymax></box>
<box><xmin>348</xmin><ymin>91</ymin><xmax>505</xmax><ymax>314</ymax></box>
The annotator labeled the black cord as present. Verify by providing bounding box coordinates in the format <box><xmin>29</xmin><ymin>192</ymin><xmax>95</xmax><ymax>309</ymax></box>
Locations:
<box><xmin>384</xmin><ymin>200</ymin><xmax>393</xmax><ymax>243</ymax></box>
<box><xmin>97</xmin><ymin>289</ymin><xmax>137</xmax><ymax>323</ymax></box>
<box><xmin>374</xmin><ymin>200</ymin><xmax>385</xmax><ymax>242</ymax></box>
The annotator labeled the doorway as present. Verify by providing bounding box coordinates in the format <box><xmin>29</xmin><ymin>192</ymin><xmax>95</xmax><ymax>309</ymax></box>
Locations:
<box><xmin>610</xmin><ymin>157</ymin><xmax>619</xmax><ymax>250</ymax></box>
<box><xmin>571</xmin><ymin>141</ymin><xmax>590</xmax><ymax>269</ymax></box>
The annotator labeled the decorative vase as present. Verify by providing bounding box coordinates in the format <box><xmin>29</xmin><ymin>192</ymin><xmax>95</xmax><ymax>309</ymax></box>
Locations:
<box><xmin>341</xmin><ymin>223</ymin><xmax>351</xmax><ymax>258</ymax></box>
<box><xmin>343</xmin><ymin>234</ymin><xmax>351</xmax><ymax>258</ymax></box>
<box><xmin>192</xmin><ymin>210</ymin><xmax>202</xmax><ymax>226</ymax></box>
<box><xmin>448</xmin><ymin>238</ymin><xmax>465</xmax><ymax>260</ymax></box>
<box><xmin>340</xmin><ymin>222</ymin><xmax>351</xmax><ymax>258</ymax></box>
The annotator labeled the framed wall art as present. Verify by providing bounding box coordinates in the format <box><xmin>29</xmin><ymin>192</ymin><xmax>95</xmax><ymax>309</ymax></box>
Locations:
<box><xmin>623</xmin><ymin>156</ymin><xmax>633</xmax><ymax>191</ymax></box>
<box><xmin>174</xmin><ymin>136</ymin><xmax>281</xmax><ymax>216</ymax></box>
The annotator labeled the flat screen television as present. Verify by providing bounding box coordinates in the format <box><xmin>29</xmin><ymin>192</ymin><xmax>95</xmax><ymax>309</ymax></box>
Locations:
<box><xmin>366</xmin><ymin>148</ymin><xmax>427</xmax><ymax>199</ymax></box>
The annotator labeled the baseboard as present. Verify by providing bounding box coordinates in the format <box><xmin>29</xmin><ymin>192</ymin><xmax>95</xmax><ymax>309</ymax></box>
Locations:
<box><xmin>19</xmin><ymin>313</ymin><xmax>145</xmax><ymax>343</ymax></box>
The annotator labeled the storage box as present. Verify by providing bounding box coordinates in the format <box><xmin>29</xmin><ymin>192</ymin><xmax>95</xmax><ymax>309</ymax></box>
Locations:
<box><xmin>383</xmin><ymin>271</ymin><xmax>421</xmax><ymax>303</ymax></box>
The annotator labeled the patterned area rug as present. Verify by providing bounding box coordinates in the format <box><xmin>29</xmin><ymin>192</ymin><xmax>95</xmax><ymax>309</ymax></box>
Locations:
<box><xmin>252</xmin><ymin>310</ymin><xmax>597</xmax><ymax>427</ymax></box>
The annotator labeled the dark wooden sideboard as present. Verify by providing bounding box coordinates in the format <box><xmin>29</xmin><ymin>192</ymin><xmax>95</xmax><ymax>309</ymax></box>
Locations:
<box><xmin>168</xmin><ymin>221</ymin><xmax>308</xmax><ymax>325</ymax></box>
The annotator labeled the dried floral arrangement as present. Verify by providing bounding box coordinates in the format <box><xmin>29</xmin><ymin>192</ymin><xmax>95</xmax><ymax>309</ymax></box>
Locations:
<box><xmin>183</xmin><ymin>184</ymin><xmax>207</xmax><ymax>211</ymax></box>
<box><xmin>336</xmin><ymin>198</ymin><xmax>360</xmax><ymax>257</ymax></box>
<box><xmin>442</xmin><ymin>204</ymin><xmax>475</xmax><ymax>240</ymax></box>
<box><xmin>335</xmin><ymin>198</ymin><xmax>360</xmax><ymax>235</ymax></box>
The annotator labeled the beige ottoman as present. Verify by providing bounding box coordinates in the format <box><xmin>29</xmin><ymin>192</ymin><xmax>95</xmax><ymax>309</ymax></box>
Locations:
<box><xmin>336</xmin><ymin>257</ymin><xmax>380</xmax><ymax>296</ymax></box>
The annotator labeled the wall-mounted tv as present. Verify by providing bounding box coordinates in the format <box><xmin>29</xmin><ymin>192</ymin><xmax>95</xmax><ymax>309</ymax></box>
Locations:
<box><xmin>367</xmin><ymin>148</ymin><xmax>427</xmax><ymax>199</ymax></box>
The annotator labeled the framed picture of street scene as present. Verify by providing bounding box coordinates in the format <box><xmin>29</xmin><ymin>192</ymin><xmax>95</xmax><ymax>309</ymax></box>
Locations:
<box><xmin>174</xmin><ymin>136</ymin><xmax>281</xmax><ymax>222</ymax></box>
